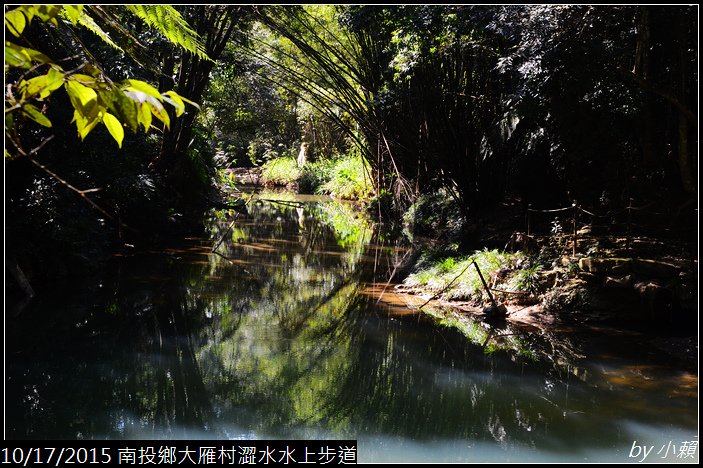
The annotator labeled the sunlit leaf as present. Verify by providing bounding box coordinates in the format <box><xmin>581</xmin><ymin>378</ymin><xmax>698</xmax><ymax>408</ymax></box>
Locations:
<box><xmin>4</xmin><ymin>41</ymin><xmax>52</xmax><ymax>69</ymax></box>
<box><xmin>148</xmin><ymin>100</ymin><xmax>170</xmax><ymax>129</ymax></box>
<box><xmin>20</xmin><ymin>69</ymin><xmax>65</xmax><ymax>100</ymax></box>
<box><xmin>5</xmin><ymin>44</ymin><xmax>29</xmax><ymax>68</ymax></box>
<box><xmin>42</xmin><ymin>68</ymin><xmax>65</xmax><ymax>98</ymax></box>
<box><xmin>126</xmin><ymin>5</ymin><xmax>211</xmax><ymax>61</ymax></box>
<box><xmin>33</xmin><ymin>5</ymin><xmax>62</xmax><ymax>24</ymax></box>
<box><xmin>72</xmin><ymin>109</ymin><xmax>100</xmax><ymax>140</ymax></box>
<box><xmin>5</xmin><ymin>9</ymin><xmax>27</xmax><ymax>37</ymax></box>
<box><xmin>105</xmin><ymin>88</ymin><xmax>139</xmax><ymax>133</ymax></box>
<box><xmin>61</xmin><ymin>5</ymin><xmax>83</xmax><ymax>25</ymax></box>
<box><xmin>162</xmin><ymin>94</ymin><xmax>184</xmax><ymax>117</ymax></box>
<box><xmin>19</xmin><ymin>76</ymin><xmax>46</xmax><ymax>99</ymax></box>
<box><xmin>69</xmin><ymin>73</ymin><xmax>97</xmax><ymax>85</ymax></box>
<box><xmin>125</xmin><ymin>80</ymin><xmax>163</xmax><ymax>101</ymax></box>
<box><xmin>102</xmin><ymin>112</ymin><xmax>124</xmax><ymax>148</ymax></box>
<box><xmin>137</xmin><ymin>101</ymin><xmax>152</xmax><ymax>131</ymax></box>
<box><xmin>65</xmin><ymin>80</ymin><xmax>98</xmax><ymax>110</ymax></box>
<box><xmin>174</xmin><ymin>93</ymin><xmax>201</xmax><ymax>109</ymax></box>
<box><xmin>21</xmin><ymin>103</ymin><xmax>52</xmax><ymax>127</ymax></box>
<box><xmin>76</xmin><ymin>9</ymin><xmax>123</xmax><ymax>51</ymax></box>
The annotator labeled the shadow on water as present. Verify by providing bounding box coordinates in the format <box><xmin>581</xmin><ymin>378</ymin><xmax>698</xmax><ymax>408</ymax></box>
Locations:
<box><xmin>6</xmin><ymin>192</ymin><xmax>697</xmax><ymax>462</ymax></box>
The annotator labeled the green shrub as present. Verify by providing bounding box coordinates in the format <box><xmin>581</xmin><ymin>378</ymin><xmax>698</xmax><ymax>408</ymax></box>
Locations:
<box><xmin>509</xmin><ymin>264</ymin><xmax>543</xmax><ymax>294</ymax></box>
<box><xmin>298</xmin><ymin>159</ymin><xmax>334</xmax><ymax>194</ymax></box>
<box><xmin>320</xmin><ymin>155</ymin><xmax>373</xmax><ymax>200</ymax></box>
<box><xmin>403</xmin><ymin>189</ymin><xmax>465</xmax><ymax>241</ymax></box>
<box><xmin>260</xmin><ymin>157</ymin><xmax>301</xmax><ymax>186</ymax></box>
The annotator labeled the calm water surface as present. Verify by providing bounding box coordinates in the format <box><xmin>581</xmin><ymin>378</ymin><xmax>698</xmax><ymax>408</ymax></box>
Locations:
<box><xmin>6</xmin><ymin>194</ymin><xmax>698</xmax><ymax>462</ymax></box>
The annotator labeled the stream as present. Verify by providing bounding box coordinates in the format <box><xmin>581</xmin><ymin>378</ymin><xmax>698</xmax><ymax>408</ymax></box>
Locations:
<box><xmin>5</xmin><ymin>192</ymin><xmax>698</xmax><ymax>462</ymax></box>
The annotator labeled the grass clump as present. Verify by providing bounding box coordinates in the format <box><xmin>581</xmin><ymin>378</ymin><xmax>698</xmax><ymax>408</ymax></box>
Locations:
<box><xmin>405</xmin><ymin>248</ymin><xmax>523</xmax><ymax>302</ymax></box>
<box><xmin>319</xmin><ymin>154</ymin><xmax>373</xmax><ymax>200</ymax></box>
<box><xmin>508</xmin><ymin>264</ymin><xmax>543</xmax><ymax>295</ymax></box>
<box><xmin>263</xmin><ymin>154</ymin><xmax>373</xmax><ymax>201</ymax></box>
<box><xmin>261</xmin><ymin>157</ymin><xmax>301</xmax><ymax>187</ymax></box>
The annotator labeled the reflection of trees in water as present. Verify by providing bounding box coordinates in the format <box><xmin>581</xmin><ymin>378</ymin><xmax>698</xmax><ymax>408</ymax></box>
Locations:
<box><xmin>195</xmin><ymin>204</ymin><xmax>618</xmax><ymax>448</ymax></box>
<box><xmin>5</xmin><ymin>250</ymin><xmax>227</xmax><ymax>439</ymax></box>
<box><xmin>309</xmin><ymin>302</ymin><xmax>635</xmax><ymax>452</ymax></box>
<box><xmin>7</xmin><ymin>198</ymin><xmax>694</xmax><ymax>447</ymax></box>
<box><xmin>192</xmin><ymin>200</ymin><xmax>370</xmax><ymax>434</ymax></box>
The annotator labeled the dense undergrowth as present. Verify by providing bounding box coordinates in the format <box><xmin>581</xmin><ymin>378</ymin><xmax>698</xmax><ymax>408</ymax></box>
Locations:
<box><xmin>260</xmin><ymin>154</ymin><xmax>373</xmax><ymax>200</ymax></box>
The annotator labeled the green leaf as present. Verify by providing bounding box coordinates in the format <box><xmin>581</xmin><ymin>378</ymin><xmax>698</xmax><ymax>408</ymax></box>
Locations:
<box><xmin>102</xmin><ymin>112</ymin><xmax>124</xmax><ymax>148</ymax></box>
<box><xmin>173</xmin><ymin>92</ymin><xmax>200</xmax><ymax>110</ymax></box>
<box><xmin>19</xmin><ymin>75</ymin><xmax>48</xmax><ymax>99</ymax></box>
<box><xmin>61</xmin><ymin>5</ymin><xmax>83</xmax><ymax>25</ymax></box>
<box><xmin>162</xmin><ymin>94</ymin><xmax>185</xmax><ymax>117</ymax></box>
<box><xmin>21</xmin><ymin>103</ymin><xmax>52</xmax><ymax>127</ymax></box>
<box><xmin>147</xmin><ymin>100</ymin><xmax>170</xmax><ymax>129</ymax></box>
<box><xmin>5</xmin><ymin>43</ymin><xmax>30</xmax><ymax>68</ymax></box>
<box><xmin>105</xmin><ymin>88</ymin><xmax>139</xmax><ymax>133</ymax></box>
<box><xmin>66</xmin><ymin>81</ymin><xmax>100</xmax><ymax>138</ymax></box>
<box><xmin>4</xmin><ymin>41</ymin><xmax>52</xmax><ymax>69</ymax></box>
<box><xmin>33</xmin><ymin>5</ymin><xmax>62</xmax><ymax>24</ymax></box>
<box><xmin>17</xmin><ymin>6</ymin><xmax>35</xmax><ymax>23</ymax></box>
<box><xmin>72</xmin><ymin>109</ymin><xmax>100</xmax><ymax>140</ymax></box>
<box><xmin>47</xmin><ymin>66</ymin><xmax>64</xmax><ymax>83</ymax></box>
<box><xmin>65</xmin><ymin>80</ymin><xmax>98</xmax><ymax>110</ymax></box>
<box><xmin>137</xmin><ymin>102</ymin><xmax>152</xmax><ymax>131</ymax></box>
<box><xmin>5</xmin><ymin>9</ymin><xmax>27</xmax><ymax>37</ymax></box>
<box><xmin>123</xmin><ymin>88</ymin><xmax>169</xmax><ymax>129</ymax></box>
<box><xmin>20</xmin><ymin>69</ymin><xmax>65</xmax><ymax>99</ymax></box>
<box><xmin>126</xmin><ymin>5</ymin><xmax>212</xmax><ymax>62</ymax></box>
<box><xmin>76</xmin><ymin>9</ymin><xmax>123</xmax><ymax>51</ymax></box>
<box><xmin>69</xmin><ymin>73</ymin><xmax>97</xmax><ymax>85</ymax></box>
<box><xmin>125</xmin><ymin>80</ymin><xmax>163</xmax><ymax>101</ymax></box>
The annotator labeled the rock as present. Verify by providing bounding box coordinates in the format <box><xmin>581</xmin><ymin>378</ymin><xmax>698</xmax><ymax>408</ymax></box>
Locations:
<box><xmin>603</xmin><ymin>275</ymin><xmax>632</xmax><ymax>289</ymax></box>
<box><xmin>579</xmin><ymin>257</ymin><xmax>680</xmax><ymax>279</ymax></box>
<box><xmin>482</xmin><ymin>304</ymin><xmax>508</xmax><ymax>320</ymax></box>
<box><xmin>632</xmin><ymin>259</ymin><xmax>679</xmax><ymax>278</ymax></box>
<box><xmin>634</xmin><ymin>280</ymin><xmax>675</xmax><ymax>320</ymax></box>
<box><xmin>540</xmin><ymin>269</ymin><xmax>560</xmax><ymax>287</ymax></box>
<box><xmin>578</xmin><ymin>257</ymin><xmax>632</xmax><ymax>274</ymax></box>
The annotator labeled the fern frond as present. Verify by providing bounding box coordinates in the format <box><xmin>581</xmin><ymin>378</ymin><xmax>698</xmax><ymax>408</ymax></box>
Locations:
<box><xmin>126</xmin><ymin>5</ymin><xmax>211</xmax><ymax>61</ymax></box>
<box><xmin>76</xmin><ymin>9</ymin><xmax>123</xmax><ymax>52</ymax></box>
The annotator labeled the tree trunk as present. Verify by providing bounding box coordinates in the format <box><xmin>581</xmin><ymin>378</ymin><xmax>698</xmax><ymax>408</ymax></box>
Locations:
<box><xmin>633</xmin><ymin>8</ymin><xmax>656</xmax><ymax>167</ymax></box>
<box><xmin>675</xmin><ymin>12</ymin><xmax>696</xmax><ymax>196</ymax></box>
<box><xmin>154</xmin><ymin>6</ymin><xmax>245</xmax><ymax>202</ymax></box>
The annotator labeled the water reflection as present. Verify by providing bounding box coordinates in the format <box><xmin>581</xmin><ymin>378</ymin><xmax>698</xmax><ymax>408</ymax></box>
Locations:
<box><xmin>5</xmin><ymin>194</ymin><xmax>697</xmax><ymax>462</ymax></box>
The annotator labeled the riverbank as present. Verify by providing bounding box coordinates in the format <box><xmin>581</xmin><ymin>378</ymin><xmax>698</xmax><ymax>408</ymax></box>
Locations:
<box><xmin>387</xmin><ymin>195</ymin><xmax>698</xmax><ymax>369</ymax></box>
<box><xmin>214</xmin><ymin>178</ymin><xmax>697</xmax><ymax>367</ymax></box>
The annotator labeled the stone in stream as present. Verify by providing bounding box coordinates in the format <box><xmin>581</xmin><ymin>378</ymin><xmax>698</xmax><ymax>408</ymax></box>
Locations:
<box><xmin>482</xmin><ymin>303</ymin><xmax>508</xmax><ymax>321</ymax></box>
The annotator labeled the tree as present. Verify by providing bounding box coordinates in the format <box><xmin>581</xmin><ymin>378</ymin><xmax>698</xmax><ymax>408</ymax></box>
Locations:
<box><xmin>151</xmin><ymin>5</ymin><xmax>252</xmax><ymax>202</ymax></box>
<box><xmin>5</xmin><ymin>5</ymin><xmax>202</xmax><ymax>158</ymax></box>
<box><xmin>4</xmin><ymin>4</ymin><xmax>214</xmax><ymax>292</ymax></box>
